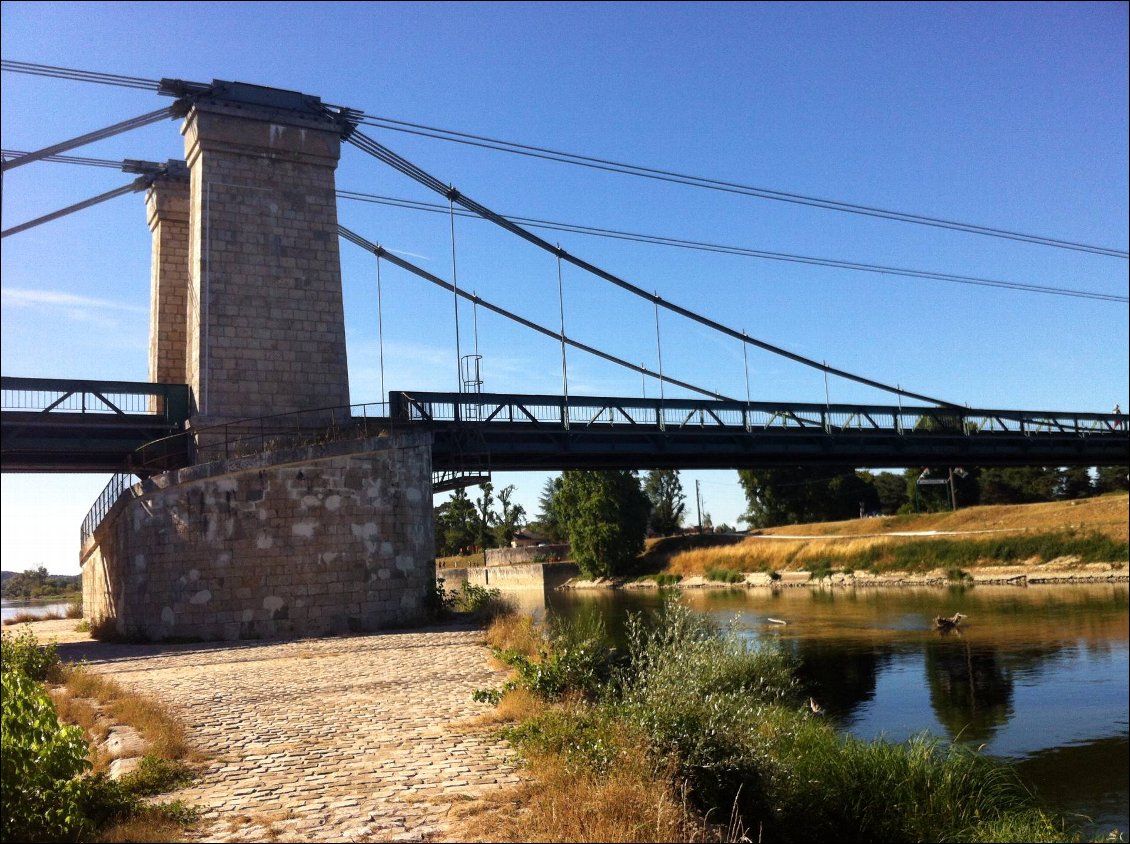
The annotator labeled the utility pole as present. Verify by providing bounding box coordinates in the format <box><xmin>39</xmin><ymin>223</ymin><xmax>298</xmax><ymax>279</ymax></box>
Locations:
<box><xmin>948</xmin><ymin>467</ymin><xmax>958</xmax><ymax>512</ymax></box>
<box><xmin>696</xmin><ymin>480</ymin><xmax>703</xmax><ymax>534</ymax></box>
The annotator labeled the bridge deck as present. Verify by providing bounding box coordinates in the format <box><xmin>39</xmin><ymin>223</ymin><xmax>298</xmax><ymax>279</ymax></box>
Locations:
<box><xmin>3</xmin><ymin>382</ymin><xmax>1127</xmax><ymax>475</ymax></box>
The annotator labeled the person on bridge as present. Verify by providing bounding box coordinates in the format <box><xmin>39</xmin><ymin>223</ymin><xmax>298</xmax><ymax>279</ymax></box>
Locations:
<box><xmin>1115</xmin><ymin>404</ymin><xmax>1123</xmax><ymax>429</ymax></box>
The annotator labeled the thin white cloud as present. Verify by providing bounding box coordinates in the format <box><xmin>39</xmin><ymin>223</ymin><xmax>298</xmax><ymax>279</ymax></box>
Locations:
<box><xmin>2</xmin><ymin>288</ymin><xmax>147</xmax><ymax>314</ymax></box>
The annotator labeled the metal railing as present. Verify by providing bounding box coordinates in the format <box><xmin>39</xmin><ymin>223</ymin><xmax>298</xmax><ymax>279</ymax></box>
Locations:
<box><xmin>80</xmin><ymin>472</ymin><xmax>136</xmax><ymax>546</ymax></box>
<box><xmin>1</xmin><ymin>376</ymin><xmax>190</xmax><ymax>424</ymax></box>
<box><xmin>391</xmin><ymin>392</ymin><xmax>1125</xmax><ymax>439</ymax></box>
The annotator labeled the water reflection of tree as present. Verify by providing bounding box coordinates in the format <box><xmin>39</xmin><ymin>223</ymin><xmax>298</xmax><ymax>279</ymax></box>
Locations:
<box><xmin>792</xmin><ymin>640</ymin><xmax>893</xmax><ymax>723</ymax></box>
<box><xmin>924</xmin><ymin>638</ymin><xmax>1014</xmax><ymax>743</ymax></box>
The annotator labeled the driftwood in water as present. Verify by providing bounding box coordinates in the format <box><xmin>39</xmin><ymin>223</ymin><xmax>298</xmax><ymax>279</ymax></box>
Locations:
<box><xmin>934</xmin><ymin>612</ymin><xmax>966</xmax><ymax>631</ymax></box>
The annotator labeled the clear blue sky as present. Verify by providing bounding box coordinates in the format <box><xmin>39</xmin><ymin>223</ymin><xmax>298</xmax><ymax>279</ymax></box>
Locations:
<box><xmin>2</xmin><ymin>1</ymin><xmax>1127</xmax><ymax>574</ymax></box>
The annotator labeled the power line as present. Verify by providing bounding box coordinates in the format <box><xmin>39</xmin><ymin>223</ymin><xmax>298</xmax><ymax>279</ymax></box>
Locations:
<box><xmin>4</xmin><ymin>60</ymin><xmax>1126</xmax><ymax>259</ymax></box>
<box><xmin>11</xmin><ymin>149</ymin><xmax>1126</xmax><ymax>304</ymax></box>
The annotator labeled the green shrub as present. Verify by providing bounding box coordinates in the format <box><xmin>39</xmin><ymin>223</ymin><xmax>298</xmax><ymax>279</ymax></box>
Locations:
<box><xmin>489</xmin><ymin>608</ymin><xmax>617</xmax><ymax>702</ymax></box>
<box><xmin>453</xmin><ymin>582</ymin><xmax>513</xmax><ymax>620</ymax></box>
<box><xmin>808</xmin><ymin>560</ymin><xmax>835</xmax><ymax>580</ymax></box>
<box><xmin>773</xmin><ymin>727</ymin><xmax>1067</xmax><ymax>843</ymax></box>
<box><xmin>614</xmin><ymin>602</ymin><xmax>797</xmax><ymax>818</ymax></box>
<box><xmin>705</xmin><ymin>567</ymin><xmax>744</xmax><ymax>583</ymax></box>
<box><xmin>652</xmin><ymin>573</ymin><xmax>682</xmax><ymax>586</ymax></box>
<box><xmin>425</xmin><ymin>578</ymin><xmax>456</xmax><ymax>619</ymax></box>
<box><xmin>1</xmin><ymin>669</ymin><xmax>98</xmax><ymax>842</ymax></box>
<box><xmin>1</xmin><ymin>627</ymin><xmax>60</xmax><ymax>681</ymax></box>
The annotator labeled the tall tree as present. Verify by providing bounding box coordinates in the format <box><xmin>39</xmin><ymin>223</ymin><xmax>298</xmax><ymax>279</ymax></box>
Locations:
<box><xmin>862</xmin><ymin>471</ymin><xmax>909</xmax><ymax>515</ymax></box>
<box><xmin>531</xmin><ymin>476</ymin><xmax>565</xmax><ymax>542</ymax></box>
<box><xmin>554</xmin><ymin>470</ymin><xmax>651</xmax><ymax>578</ymax></box>
<box><xmin>643</xmin><ymin>469</ymin><xmax>686</xmax><ymax>535</ymax></box>
<box><xmin>1054</xmin><ymin>466</ymin><xmax>1093</xmax><ymax>500</ymax></box>
<box><xmin>1094</xmin><ymin>466</ymin><xmax>1129</xmax><ymax>494</ymax></box>
<box><xmin>738</xmin><ymin>467</ymin><xmax>875</xmax><ymax>528</ymax></box>
<box><xmin>977</xmin><ymin>467</ymin><xmax>1056</xmax><ymax>505</ymax></box>
<box><xmin>433</xmin><ymin>488</ymin><xmax>479</xmax><ymax>556</ymax></box>
<box><xmin>493</xmin><ymin>485</ymin><xmax>527</xmax><ymax>547</ymax></box>
<box><xmin>474</xmin><ymin>482</ymin><xmax>495</xmax><ymax>550</ymax></box>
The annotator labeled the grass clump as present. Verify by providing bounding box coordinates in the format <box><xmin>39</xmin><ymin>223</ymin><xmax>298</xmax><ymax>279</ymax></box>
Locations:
<box><xmin>65</xmin><ymin>598</ymin><xmax>84</xmax><ymax>620</ymax></box>
<box><xmin>474</xmin><ymin>600</ymin><xmax>1079</xmax><ymax>843</ymax></box>
<box><xmin>58</xmin><ymin>666</ymin><xmax>191</xmax><ymax>762</ymax></box>
<box><xmin>478</xmin><ymin>608</ymin><xmax>618</xmax><ymax>704</ymax></box>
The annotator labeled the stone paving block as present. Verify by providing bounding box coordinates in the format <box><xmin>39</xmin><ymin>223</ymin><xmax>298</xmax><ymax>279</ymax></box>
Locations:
<box><xmin>67</xmin><ymin>626</ymin><xmax>521</xmax><ymax>842</ymax></box>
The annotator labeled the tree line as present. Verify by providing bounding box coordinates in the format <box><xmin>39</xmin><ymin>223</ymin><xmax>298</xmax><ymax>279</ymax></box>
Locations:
<box><xmin>738</xmin><ymin>465</ymin><xmax>1128</xmax><ymax>528</ymax></box>
<box><xmin>434</xmin><ymin>464</ymin><xmax>1128</xmax><ymax>578</ymax></box>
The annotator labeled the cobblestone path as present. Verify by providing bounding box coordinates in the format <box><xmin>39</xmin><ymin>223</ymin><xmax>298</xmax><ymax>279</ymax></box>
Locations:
<box><xmin>51</xmin><ymin>623</ymin><xmax>520</xmax><ymax>842</ymax></box>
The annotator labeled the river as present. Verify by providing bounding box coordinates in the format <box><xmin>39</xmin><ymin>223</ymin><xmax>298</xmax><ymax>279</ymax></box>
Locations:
<box><xmin>1</xmin><ymin>598</ymin><xmax>76</xmax><ymax>622</ymax></box>
<box><xmin>517</xmin><ymin>582</ymin><xmax>1129</xmax><ymax>840</ymax></box>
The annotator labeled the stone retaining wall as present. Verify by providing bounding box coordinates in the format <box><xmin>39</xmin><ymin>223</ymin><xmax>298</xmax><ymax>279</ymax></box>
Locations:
<box><xmin>484</xmin><ymin>543</ymin><xmax>570</xmax><ymax>567</ymax></box>
<box><xmin>442</xmin><ymin>560</ymin><xmax>579</xmax><ymax>591</ymax></box>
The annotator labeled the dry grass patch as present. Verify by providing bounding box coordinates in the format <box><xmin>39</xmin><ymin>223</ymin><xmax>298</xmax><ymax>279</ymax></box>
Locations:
<box><xmin>755</xmin><ymin>494</ymin><xmax>1130</xmax><ymax>541</ymax></box>
<box><xmin>484</xmin><ymin>612</ymin><xmax>545</xmax><ymax>660</ymax></box>
<box><xmin>4</xmin><ymin>609</ymin><xmax>64</xmax><ymax>626</ymax></box>
<box><xmin>451</xmin><ymin>744</ymin><xmax>707</xmax><ymax>843</ymax></box>
<box><xmin>93</xmin><ymin>806</ymin><xmax>195</xmax><ymax>843</ymax></box>
<box><xmin>59</xmin><ymin>665</ymin><xmax>194</xmax><ymax>762</ymax></box>
<box><xmin>476</xmin><ymin>687</ymin><xmax>546</xmax><ymax>728</ymax></box>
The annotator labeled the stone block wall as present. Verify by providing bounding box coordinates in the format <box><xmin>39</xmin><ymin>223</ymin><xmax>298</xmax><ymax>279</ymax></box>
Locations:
<box><xmin>82</xmin><ymin>431</ymin><xmax>434</xmax><ymax>641</ymax></box>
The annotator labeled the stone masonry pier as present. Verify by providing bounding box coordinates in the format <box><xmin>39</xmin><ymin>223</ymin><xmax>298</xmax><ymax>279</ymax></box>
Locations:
<box><xmin>82</xmin><ymin>432</ymin><xmax>434</xmax><ymax>641</ymax></box>
<box><xmin>81</xmin><ymin>82</ymin><xmax>438</xmax><ymax>639</ymax></box>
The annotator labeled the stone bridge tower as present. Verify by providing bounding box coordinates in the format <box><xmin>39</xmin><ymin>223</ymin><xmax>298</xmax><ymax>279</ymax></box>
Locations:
<box><xmin>179</xmin><ymin>82</ymin><xmax>353</xmax><ymax>424</ymax></box>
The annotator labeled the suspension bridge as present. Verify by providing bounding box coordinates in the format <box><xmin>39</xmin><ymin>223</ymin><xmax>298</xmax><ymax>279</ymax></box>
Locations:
<box><xmin>1</xmin><ymin>66</ymin><xmax>1125</xmax><ymax>640</ymax></box>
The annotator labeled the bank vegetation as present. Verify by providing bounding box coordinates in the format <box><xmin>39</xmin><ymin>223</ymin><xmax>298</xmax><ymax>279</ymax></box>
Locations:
<box><xmin>460</xmin><ymin>604</ymin><xmax>1083</xmax><ymax>843</ymax></box>
<box><xmin>648</xmin><ymin>494</ymin><xmax>1129</xmax><ymax>581</ymax></box>
<box><xmin>0</xmin><ymin>627</ymin><xmax>198</xmax><ymax>843</ymax></box>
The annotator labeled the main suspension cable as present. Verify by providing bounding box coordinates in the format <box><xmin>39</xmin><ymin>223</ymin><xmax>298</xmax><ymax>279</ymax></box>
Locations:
<box><xmin>345</xmin><ymin>130</ymin><xmax>962</xmax><ymax>409</ymax></box>
<box><xmin>0</xmin><ymin>106</ymin><xmax>177</xmax><ymax>173</ymax></box>
<box><xmin>5</xmin><ymin>60</ymin><xmax>1123</xmax><ymax>258</ymax></box>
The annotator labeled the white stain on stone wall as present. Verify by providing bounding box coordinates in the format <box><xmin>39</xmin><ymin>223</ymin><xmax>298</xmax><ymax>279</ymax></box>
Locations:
<box><xmin>324</xmin><ymin>494</ymin><xmax>342</xmax><ymax>511</ymax></box>
<box><xmin>351</xmin><ymin>522</ymin><xmax>379</xmax><ymax>553</ymax></box>
<box><xmin>190</xmin><ymin>589</ymin><xmax>212</xmax><ymax>605</ymax></box>
<box><xmin>263</xmin><ymin>595</ymin><xmax>285</xmax><ymax>612</ymax></box>
<box><xmin>292</xmin><ymin>521</ymin><xmax>317</xmax><ymax>538</ymax></box>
